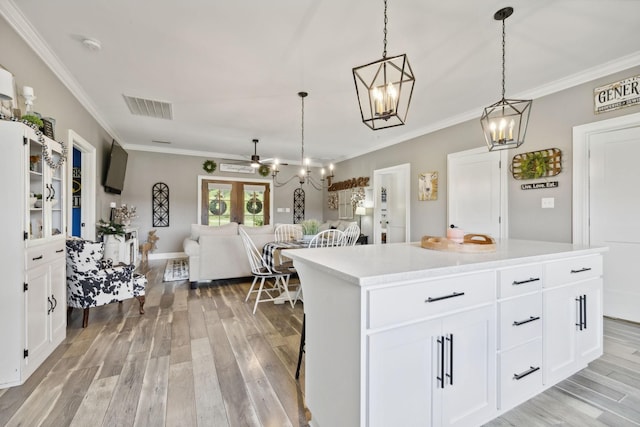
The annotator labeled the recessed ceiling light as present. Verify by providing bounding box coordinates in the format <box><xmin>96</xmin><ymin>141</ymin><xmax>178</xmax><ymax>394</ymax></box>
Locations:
<box><xmin>81</xmin><ymin>38</ymin><xmax>102</xmax><ymax>51</ymax></box>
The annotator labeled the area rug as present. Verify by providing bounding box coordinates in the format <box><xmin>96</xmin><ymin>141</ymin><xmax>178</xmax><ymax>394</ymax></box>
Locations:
<box><xmin>163</xmin><ymin>258</ymin><xmax>189</xmax><ymax>282</ymax></box>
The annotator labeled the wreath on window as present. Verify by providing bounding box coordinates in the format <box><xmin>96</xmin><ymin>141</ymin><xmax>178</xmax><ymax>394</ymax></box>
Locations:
<box><xmin>209</xmin><ymin>199</ymin><xmax>227</xmax><ymax>216</ymax></box>
<box><xmin>202</xmin><ymin>160</ymin><xmax>217</xmax><ymax>174</ymax></box>
<box><xmin>246</xmin><ymin>197</ymin><xmax>263</xmax><ymax>214</ymax></box>
<box><xmin>258</xmin><ymin>164</ymin><xmax>270</xmax><ymax>177</ymax></box>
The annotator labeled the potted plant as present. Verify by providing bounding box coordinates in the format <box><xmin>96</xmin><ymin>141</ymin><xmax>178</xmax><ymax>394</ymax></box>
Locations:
<box><xmin>96</xmin><ymin>219</ymin><xmax>126</xmax><ymax>262</ymax></box>
<box><xmin>301</xmin><ymin>219</ymin><xmax>320</xmax><ymax>241</ymax></box>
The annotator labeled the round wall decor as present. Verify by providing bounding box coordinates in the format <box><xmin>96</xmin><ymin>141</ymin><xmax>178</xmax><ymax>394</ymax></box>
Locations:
<box><xmin>258</xmin><ymin>164</ymin><xmax>270</xmax><ymax>177</ymax></box>
<box><xmin>246</xmin><ymin>197</ymin><xmax>263</xmax><ymax>214</ymax></box>
<box><xmin>209</xmin><ymin>199</ymin><xmax>227</xmax><ymax>216</ymax></box>
<box><xmin>203</xmin><ymin>160</ymin><xmax>217</xmax><ymax>173</ymax></box>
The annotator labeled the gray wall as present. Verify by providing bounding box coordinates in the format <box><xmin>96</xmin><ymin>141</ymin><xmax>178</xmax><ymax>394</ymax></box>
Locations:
<box><xmin>123</xmin><ymin>153</ymin><xmax>324</xmax><ymax>252</ymax></box>
<box><xmin>0</xmin><ymin>15</ymin><xmax>118</xmax><ymax>222</ymax></box>
<box><xmin>325</xmin><ymin>65</ymin><xmax>640</xmax><ymax>243</ymax></box>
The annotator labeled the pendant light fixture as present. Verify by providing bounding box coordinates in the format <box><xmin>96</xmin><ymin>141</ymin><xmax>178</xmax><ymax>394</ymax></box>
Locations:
<box><xmin>272</xmin><ymin>91</ymin><xmax>334</xmax><ymax>190</ymax></box>
<box><xmin>352</xmin><ymin>0</ymin><xmax>415</xmax><ymax>130</ymax></box>
<box><xmin>480</xmin><ymin>7</ymin><xmax>532</xmax><ymax>151</ymax></box>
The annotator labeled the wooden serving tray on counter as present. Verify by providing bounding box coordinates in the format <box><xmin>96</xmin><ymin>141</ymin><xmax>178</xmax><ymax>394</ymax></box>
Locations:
<box><xmin>421</xmin><ymin>234</ymin><xmax>496</xmax><ymax>253</ymax></box>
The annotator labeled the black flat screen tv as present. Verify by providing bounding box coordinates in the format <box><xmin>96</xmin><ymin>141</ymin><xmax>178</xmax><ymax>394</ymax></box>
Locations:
<box><xmin>104</xmin><ymin>140</ymin><xmax>128</xmax><ymax>194</ymax></box>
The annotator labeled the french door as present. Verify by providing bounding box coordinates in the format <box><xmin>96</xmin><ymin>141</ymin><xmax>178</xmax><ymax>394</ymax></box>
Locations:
<box><xmin>200</xmin><ymin>179</ymin><xmax>270</xmax><ymax>226</ymax></box>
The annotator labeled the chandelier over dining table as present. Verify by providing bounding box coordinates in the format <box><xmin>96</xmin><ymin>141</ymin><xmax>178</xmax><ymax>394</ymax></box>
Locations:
<box><xmin>271</xmin><ymin>91</ymin><xmax>334</xmax><ymax>190</ymax></box>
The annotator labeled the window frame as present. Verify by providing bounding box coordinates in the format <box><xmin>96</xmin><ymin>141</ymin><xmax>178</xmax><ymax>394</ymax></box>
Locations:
<box><xmin>197</xmin><ymin>175</ymin><xmax>273</xmax><ymax>226</ymax></box>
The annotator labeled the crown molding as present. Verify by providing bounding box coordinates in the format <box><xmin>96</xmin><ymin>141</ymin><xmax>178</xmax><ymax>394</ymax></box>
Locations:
<box><xmin>337</xmin><ymin>50</ymin><xmax>640</xmax><ymax>163</ymax></box>
<box><xmin>0</xmin><ymin>0</ymin><xmax>121</xmax><ymax>142</ymax></box>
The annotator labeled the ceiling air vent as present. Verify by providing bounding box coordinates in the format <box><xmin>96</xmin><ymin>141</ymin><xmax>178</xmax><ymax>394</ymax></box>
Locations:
<box><xmin>123</xmin><ymin>95</ymin><xmax>173</xmax><ymax>120</ymax></box>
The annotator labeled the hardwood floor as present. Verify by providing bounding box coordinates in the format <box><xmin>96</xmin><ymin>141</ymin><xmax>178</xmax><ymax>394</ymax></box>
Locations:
<box><xmin>1</xmin><ymin>260</ymin><xmax>639</xmax><ymax>426</ymax></box>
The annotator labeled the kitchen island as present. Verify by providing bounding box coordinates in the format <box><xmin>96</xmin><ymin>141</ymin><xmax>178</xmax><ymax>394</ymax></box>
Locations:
<box><xmin>283</xmin><ymin>239</ymin><xmax>607</xmax><ymax>427</ymax></box>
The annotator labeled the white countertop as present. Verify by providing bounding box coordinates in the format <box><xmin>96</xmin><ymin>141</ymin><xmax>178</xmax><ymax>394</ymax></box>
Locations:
<box><xmin>282</xmin><ymin>239</ymin><xmax>608</xmax><ymax>287</ymax></box>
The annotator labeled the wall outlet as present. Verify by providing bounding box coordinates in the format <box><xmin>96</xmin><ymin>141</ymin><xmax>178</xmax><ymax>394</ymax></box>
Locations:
<box><xmin>277</xmin><ymin>207</ymin><xmax>284</xmax><ymax>213</ymax></box>
<box><xmin>285</xmin><ymin>208</ymin><xmax>291</xmax><ymax>212</ymax></box>
<box><xmin>541</xmin><ymin>197</ymin><xmax>555</xmax><ymax>209</ymax></box>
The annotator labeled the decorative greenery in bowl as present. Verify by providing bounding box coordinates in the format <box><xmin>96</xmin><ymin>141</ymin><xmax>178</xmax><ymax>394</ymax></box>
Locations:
<box><xmin>301</xmin><ymin>219</ymin><xmax>320</xmax><ymax>236</ymax></box>
<box><xmin>96</xmin><ymin>219</ymin><xmax>125</xmax><ymax>236</ymax></box>
<box><xmin>22</xmin><ymin>114</ymin><xmax>44</xmax><ymax>129</ymax></box>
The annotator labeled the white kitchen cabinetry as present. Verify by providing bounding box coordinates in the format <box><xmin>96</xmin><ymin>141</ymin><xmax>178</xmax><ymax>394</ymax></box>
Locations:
<box><xmin>543</xmin><ymin>255</ymin><xmax>603</xmax><ymax>386</ymax></box>
<box><xmin>496</xmin><ymin>264</ymin><xmax>543</xmax><ymax>410</ymax></box>
<box><xmin>369</xmin><ymin>304</ymin><xmax>495</xmax><ymax>427</ymax></box>
<box><xmin>0</xmin><ymin>121</ymin><xmax>67</xmax><ymax>389</ymax></box>
<box><xmin>285</xmin><ymin>241</ymin><xmax>606</xmax><ymax>427</ymax></box>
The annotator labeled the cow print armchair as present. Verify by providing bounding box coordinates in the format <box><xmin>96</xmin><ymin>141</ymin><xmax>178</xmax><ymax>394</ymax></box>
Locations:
<box><xmin>66</xmin><ymin>239</ymin><xmax>146</xmax><ymax>327</ymax></box>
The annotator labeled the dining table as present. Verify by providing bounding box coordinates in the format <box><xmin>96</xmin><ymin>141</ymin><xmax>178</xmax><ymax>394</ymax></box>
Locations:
<box><xmin>262</xmin><ymin>240</ymin><xmax>308</xmax><ymax>272</ymax></box>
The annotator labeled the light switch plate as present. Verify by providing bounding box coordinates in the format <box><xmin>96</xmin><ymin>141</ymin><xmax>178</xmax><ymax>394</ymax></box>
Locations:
<box><xmin>541</xmin><ymin>197</ymin><xmax>555</xmax><ymax>209</ymax></box>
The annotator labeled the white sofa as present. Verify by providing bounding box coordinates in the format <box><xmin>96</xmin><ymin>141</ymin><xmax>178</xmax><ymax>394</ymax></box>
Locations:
<box><xmin>183</xmin><ymin>223</ymin><xmax>275</xmax><ymax>288</ymax></box>
<box><xmin>318</xmin><ymin>219</ymin><xmax>357</xmax><ymax>232</ymax></box>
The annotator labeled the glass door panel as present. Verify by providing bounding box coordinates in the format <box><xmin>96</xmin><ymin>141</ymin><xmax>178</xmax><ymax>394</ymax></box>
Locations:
<box><xmin>48</xmin><ymin>144</ymin><xmax>65</xmax><ymax>236</ymax></box>
<box><xmin>201</xmin><ymin>180</ymin><xmax>270</xmax><ymax>226</ymax></box>
<box><xmin>28</xmin><ymin>138</ymin><xmax>44</xmax><ymax>240</ymax></box>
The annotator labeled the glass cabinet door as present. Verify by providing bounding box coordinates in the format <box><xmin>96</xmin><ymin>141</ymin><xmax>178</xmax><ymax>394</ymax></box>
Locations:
<box><xmin>47</xmin><ymin>140</ymin><xmax>65</xmax><ymax>237</ymax></box>
<box><xmin>28</xmin><ymin>138</ymin><xmax>45</xmax><ymax>240</ymax></box>
<box><xmin>27</xmin><ymin>135</ymin><xmax>66</xmax><ymax>241</ymax></box>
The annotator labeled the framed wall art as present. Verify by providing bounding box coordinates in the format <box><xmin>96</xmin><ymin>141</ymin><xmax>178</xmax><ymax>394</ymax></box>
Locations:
<box><xmin>419</xmin><ymin>171</ymin><xmax>438</xmax><ymax>201</ymax></box>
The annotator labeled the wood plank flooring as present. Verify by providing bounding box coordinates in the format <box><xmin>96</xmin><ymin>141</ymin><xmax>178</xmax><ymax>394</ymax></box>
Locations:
<box><xmin>1</xmin><ymin>260</ymin><xmax>639</xmax><ymax>426</ymax></box>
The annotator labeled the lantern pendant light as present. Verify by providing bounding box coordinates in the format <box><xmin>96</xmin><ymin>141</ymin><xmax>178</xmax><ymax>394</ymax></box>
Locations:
<box><xmin>352</xmin><ymin>0</ymin><xmax>415</xmax><ymax>130</ymax></box>
<box><xmin>481</xmin><ymin>7</ymin><xmax>532</xmax><ymax>151</ymax></box>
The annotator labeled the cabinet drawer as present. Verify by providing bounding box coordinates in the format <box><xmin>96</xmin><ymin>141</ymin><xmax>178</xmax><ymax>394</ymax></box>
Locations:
<box><xmin>368</xmin><ymin>271</ymin><xmax>494</xmax><ymax>329</ymax></box>
<box><xmin>499</xmin><ymin>338</ymin><xmax>543</xmax><ymax>410</ymax></box>
<box><xmin>498</xmin><ymin>264</ymin><xmax>543</xmax><ymax>298</ymax></box>
<box><xmin>498</xmin><ymin>293</ymin><xmax>542</xmax><ymax>350</ymax></box>
<box><xmin>544</xmin><ymin>255</ymin><xmax>602</xmax><ymax>288</ymax></box>
<box><xmin>26</xmin><ymin>241</ymin><xmax>65</xmax><ymax>270</ymax></box>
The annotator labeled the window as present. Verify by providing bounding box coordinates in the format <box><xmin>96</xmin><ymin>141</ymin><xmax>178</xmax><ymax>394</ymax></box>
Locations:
<box><xmin>200</xmin><ymin>179</ymin><xmax>270</xmax><ymax>226</ymax></box>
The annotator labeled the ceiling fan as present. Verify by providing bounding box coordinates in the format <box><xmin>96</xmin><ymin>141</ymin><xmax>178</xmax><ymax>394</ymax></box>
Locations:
<box><xmin>217</xmin><ymin>139</ymin><xmax>287</xmax><ymax>170</ymax></box>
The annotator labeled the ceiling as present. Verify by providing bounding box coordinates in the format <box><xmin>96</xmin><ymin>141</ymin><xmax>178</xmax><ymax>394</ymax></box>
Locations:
<box><xmin>2</xmin><ymin>0</ymin><xmax>640</xmax><ymax>166</ymax></box>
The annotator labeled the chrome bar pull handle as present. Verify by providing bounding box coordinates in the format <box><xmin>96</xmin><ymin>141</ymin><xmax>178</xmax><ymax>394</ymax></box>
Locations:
<box><xmin>446</xmin><ymin>334</ymin><xmax>453</xmax><ymax>385</ymax></box>
<box><xmin>513</xmin><ymin>316</ymin><xmax>540</xmax><ymax>326</ymax></box>
<box><xmin>426</xmin><ymin>292</ymin><xmax>465</xmax><ymax>303</ymax></box>
<box><xmin>512</xmin><ymin>277</ymin><xmax>540</xmax><ymax>286</ymax></box>
<box><xmin>583</xmin><ymin>294</ymin><xmax>587</xmax><ymax>330</ymax></box>
<box><xmin>436</xmin><ymin>336</ymin><xmax>445</xmax><ymax>389</ymax></box>
<box><xmin>571</xmin><ymin>267</ymin><xmax>592</xmax><ymax>274</ymax></box>
<box><xmin>513</xmin><ymin>366</ymin><xmax>540</xmax><ymax>380</ymax></box>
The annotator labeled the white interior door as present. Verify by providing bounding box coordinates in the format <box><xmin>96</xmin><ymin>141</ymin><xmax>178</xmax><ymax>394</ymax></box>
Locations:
<box><xmin>373</xmin><ymin>164</ymin><xmax>411</xmax><ymax>244</ymax></box>
<box><xmin>589</xmin><ymin>125</ymin><xmax>640</xmax><ymax>322</ymax></box>
<box><xmin>447</xmin><ymin>148</ymin><xmax>506</xmax><ymax>239</ymax></box>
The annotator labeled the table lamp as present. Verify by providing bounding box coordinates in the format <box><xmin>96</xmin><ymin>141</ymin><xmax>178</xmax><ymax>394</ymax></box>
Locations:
<box><xmin>355</xmin><ymin>206</ymin><xmax>366</xmax><ymax>230</ymax></box>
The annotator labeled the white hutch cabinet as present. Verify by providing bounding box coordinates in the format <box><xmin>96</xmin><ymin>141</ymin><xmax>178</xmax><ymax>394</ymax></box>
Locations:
<box><xmin>0</xmin><ymin>121</ymin><xmax>67</xmax><ymax>389</ymax></box>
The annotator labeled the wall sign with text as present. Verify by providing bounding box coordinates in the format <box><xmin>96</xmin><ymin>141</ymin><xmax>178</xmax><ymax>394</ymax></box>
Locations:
<box><xmin>521</xmin><ymin>181</ymin><xmax>559</xmax><ymax>190</ymax></box>
<box><xmin>594</xmin><ymin>75</ymin><xmax>640</xmax><ymax>114</ymax></box>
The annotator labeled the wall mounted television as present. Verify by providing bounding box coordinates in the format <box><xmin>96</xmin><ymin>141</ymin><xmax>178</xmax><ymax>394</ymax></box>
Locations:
<box><xmin>103</xmin><ymin>140</ymin><xmax>128</xmax><ymax>194</ymax></box>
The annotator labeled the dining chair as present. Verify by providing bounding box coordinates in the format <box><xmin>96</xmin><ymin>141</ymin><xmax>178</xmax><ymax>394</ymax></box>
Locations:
<box><xmin>274</xmin><ymin>223</ymin><xmax>303</xmax><ymax>273</ymax></box>
<box><xmin>341</xmin><ymin>224</ymin><xmax>361</xmax><ymax>246</ymax></box>
<box><xmin>275</xmin><ymin>223</ymin><xmax>303</xmax><ymax>243</ymax></box>
<box><xmin>308</xmin><ymin>229</ymin><xmax>345</xmax><ymax>248</ymax></box>
<box><xmin>239</xmin><ymin>227</ymin><xmax>295</xmax><ymax>314</ymax></box>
